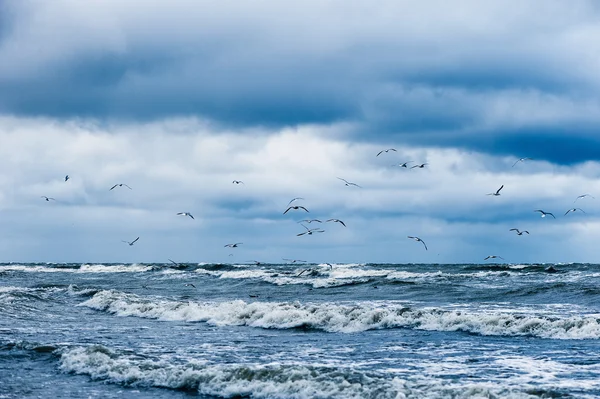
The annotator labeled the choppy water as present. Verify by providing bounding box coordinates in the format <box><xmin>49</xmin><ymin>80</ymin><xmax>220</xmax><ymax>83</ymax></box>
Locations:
<box><xmin>1</xmin><ymin>262</ymin><xmax>600</xmax><ymax>398</ymax></box>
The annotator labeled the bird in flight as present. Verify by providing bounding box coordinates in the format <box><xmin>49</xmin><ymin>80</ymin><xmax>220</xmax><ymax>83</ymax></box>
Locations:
<box><xmin>41</xmin><ymin>196</ymin><xmax>55</xmax><ymax>202</ymax></box>
<box><xmin>283</xmin><ymin>258</ymin><xmax>307</xmax><ymax>263</ymax></box>
<box><xmin>326</xmin><ymin>219</ymin><xmax>346</xmax><ymax>227</ymax></box>
<box><xmin>512</xmin><ymin>157</ymin><xmax>533</xmax><ymax>167</ymax></box>
<box><xmin>574</xmin><ymin>194</ymin><xmax>595</xmax><ymax>203</ymax></box>
<box><xmin>337</xmin><ymin>177</ymin><xmax>362</xmax><ymax>188</ymax></box>
<box><xmin>177</xmin><ymin>212</ymin><xmax>194</xmax><ymax>219</ymax></box>
<box><xmin>484</xmin><ymin>255</ymin><xmax>504</xmax><ymax>260</ymax></box>
<box><xmin>122</xmin><ymin>237</ymin><xmax>140</xmax><ymax>246</ymax></box>
<box><xmin>509</xmin><ymin>229</ymin><xmax>529</xmax><ymax>236</ymax></box>
<box><xmin>298</xmin><ymin>219</ymin><xmax>322</xmax><ymax>224</ymax></box>
<box><xmin>184</xmin><ymin>283</ymin><xmax>196</xmax><ymax>288</ymax></box>
<box><xmin>224</xmin><ymin>243</ymin><xmax>243</xmax><ymax>248</ymax></box>
<box><xmin>232</xmin><ymin>180</ymin><xmax>244</xmax><ymax>185</ymax></box>
<box><xmin>110</xmin><ymin>183</ymin><xmax>132</xmax><ymax>190</ymax></box>
<box><xmin>393</xmin><ymin>161</ymin><xmax>413</xmax><ymax>168</ymax></box>
<box><xmin>64</xmin><ymin>175</ymin><xmax>70</xmax><ymax>182</ymax></box>
<box><xmin>534</xmin><ymin>210</ymin><xmax>556</xmax><ymax>219</ymax></box>
<box><xmin>487</xmin><ymin>185</ymin><xmax>504</xmax><ymax>196</ymax></box>
<box><xmin>410</xmin><ymin>163</ymin><xmax>428</xmax><ymax>169</ymax></box>
<box><xmin>288</xmin><ymin>197</ymin><xmax>305</xmax><ymax>206</ymax></box>
<box><xmin>376</xmin><ymin>148</ymin><xmax>397</xmax><ymax>156</ymax></box>
<box><xmin>565</xmin><ymin>208</ymin><xmax>586</xmax><ymax>216</ymax></box>
<box><xmin>297</xmin><ymin>225</ymin><xmax>325</xmax><ymax>236</ymax></box>
<box><xmin>284</xmin><ymin>205</ymin><xmax>309</xmax><ymax>214</ymax></box>
<box><xmin>408</xmin><ymin>236</ymin><xmax>428</xmax><ymax>250</ymax></box>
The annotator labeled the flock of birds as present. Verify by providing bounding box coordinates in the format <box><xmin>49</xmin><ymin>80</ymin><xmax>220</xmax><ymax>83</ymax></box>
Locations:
<box><xmin>40</xmin><ymin>149</ymin><xmax>595</xmax><ymax>265</ymax></box>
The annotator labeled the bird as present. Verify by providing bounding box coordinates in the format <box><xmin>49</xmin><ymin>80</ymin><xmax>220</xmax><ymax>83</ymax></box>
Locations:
<box><xmin>64</xmin><ymin>175</ymin><xmax>70</xmax><ymax>182</ymax></box>
<box><xmin>224</xmin><ymin>243</ymin><xmax>243</xmax><ymax>248</ymax></box>
<box><xmin>407</xmin><ymin>236</ymin><xmax>428</xmax><ymax>250</ymax></box>
<box><xmin>298</xmin><ymin>219</ymin><xmax>322</xmax><ymax>224</ymax></box>
<box><xmin>512</xmin><ymin>157</ymin><xmax>533</xmax><ymax>167</ymax></box>
<box><xmin>177</xmin><ymin>212</ymin><xmax>194</xmax><ymax>219</ymax></box>
<box><xmin>232</xmin><ymin>180</ymin><xmax>244</xmax><ymax>185</ymax></box>
<box><xmin>376</xmin><ymin>148</ymin><xmax>397</xmax><ymax>156</ymax></box>
<box><xmin>110</xmin><ymin>183</ymin><xmax>132</xmax><ymax>190</ymax></box>
<box><xmin>288</xmin><ymin>197</ymin><xmax>305</xmax><ymax>206</ymax></box>
<box><xmin>575</xmin><ymin>194</ymin><xmax>595</xmax><ymax>203</ymax></box>
<box><xmin>394</xmin><ymin>161</ymin><xmax>413</xmax><ymax>168</ymax></box>
<box><xmin>184</xmin><ymin>283</ymin><xmax>196</xmax><ymax>288</ymax></box>
<box><xmin>297</xmin><ymin>225</ymin><xmax>325</xmax><ymax>236</ymax></box>
<box><xmin>122</xmin><ymin>237</ymin><xmax>140</xmax><ymax>246</ymax></box>
<box><xmin>565</xmin><ymin>208</ymin><xmax>586</xmax><ymax>216</ymax></box>
<box><xmin>337</xmin><ymin>177</ymin><xmax>362</xmax><ymax>188</ymax></box>
<box><xmin>283</xmin><ymin>258</ymin><xmax>307</xmax><ymax>263</ymax></box>
<box><xmin>326</xmin><ymin>219</ymin><xmax>346</xmax><ymax>227</ymax></box>
<box><xmin>487</xmin><ymin>185</ymin><xmax>504</xmax><ymax>196</ymax></box>
<box><xmin>484</xmin><ymin>255</ymin><xmax>504</xmax><ymax>260</ymax></box>
<box><xmin>410</xmin><ymin>163</ymin><xmax>428</xmax><ymax>169</ymax></box>
<box><xmin>534</xmin><ymin>210</ymin><xmax>556</xmax><ymax>219</ymax></box>
<box><xmin>510</xmin><ymin>229</ymin><xmax>529</xmax><ymax>235</ymax></box>
<box><xmin>283</xmin><ymin>205</ymin><xmax>309</xmax><ymax>214</ymax></box>
<box><xmin>41</xmin><ymin>196</ymin><xmax>55</xmax><ymax>201</ymax></box>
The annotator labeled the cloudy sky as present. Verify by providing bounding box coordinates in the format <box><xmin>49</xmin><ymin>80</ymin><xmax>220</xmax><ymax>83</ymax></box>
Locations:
<box><xmin>1</xmin><ymin>0</ymin><xmax>600</xmax><ymax>263</ymax></box>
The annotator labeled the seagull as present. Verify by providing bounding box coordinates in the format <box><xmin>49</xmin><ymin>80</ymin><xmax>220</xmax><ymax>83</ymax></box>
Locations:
<box><xmin>534</xmin><ymin>210</ymin><xmax>556</xmax><ymax>219</ymax></box>
<box><xmin>298</xmin><ymin>219</ymin><xmax>322</xmax><ymax>224</ymax></box>
<box><xmin>288</xmin><ymin>197</ymin><xmax>305</xmax><ymax>206</ymax></box>
<box><xmin>122</xmin><ymin>237</ymin><xmax>140</xmax><ymax>246</ymax></box>
<box><xmin>410</xmin><ymin>163</ymin><xmax>428</xmax><ymax>169</ymax></box>
<box><xmin>283</xmin><ymin>258</ymin><xmax>307</xmax><ymax>263</ymax></box>
<box><xmin>297</xmin><ymin>224</ymin><xmax>325</xmax><ymax>236</ymax></box>
<box><xmin>512</xmin><ymin>157</ymin><xmax>533</xmax><ymax>167</ymax></box>
<box><xmin>487</xmin><ymin>185</ymin><xmax>504</xmax><ymax>196</ymax></box>
<box><xmin>41</xmin><ymin>196</ymin><xmax>56</xmax><ymax>201</ymax></box>
<box><xmin>326</xmin><ymin>219</ymin><xmax>346</xmax><ymax>227</ymax></box>
<box><xmin>575</xmin><ymin>194</ymin><xmax>595</xmax><ymax>203</ymax></box>
<box><xmin>224</xmin><ymin>243</ymin><xmax>243</xmax><ymax>248</ymax></box>
<box><xmin>565</xmin><ymin>208</ymin><xmax>586</xmax><ymax>216</ymax></box>
<box><xmin>484</xmin><ymin>255</ymin><xmax>504</xmax><ymax>260</ymax></box>
<box><xmin>337</xmin><ymin>177</ymin><xmax>362</xmax><ymax>188</ymax></box>
<box><xmin>177</xmin><ymin>212</ymin><xmax>195</xmax><ymax>219</ymax></box>
<box><xmin>393</xmin><ymin>161</ymin><xmax>413</xmax><ymax>168</ymax></box>
<box><xmin>376</xmin><ymin>148</ymin><xmax>397</xmax><ymax>156</ymax></box>
<box><xmin>232</xmin><ymin>180</ymin><xmax>244</xmax><ymax>185</ymax></box>
<box><xmin>110</xmin><ymin>183</ymin><xmax>132</xmax><ymax>190</ymax></box>
<box><xmin>64</xmin><ymin>175</ymin><xmax>70</xmax><ymax>182</ymax></box>
<box><xmin>407</xmin><ymin>236</ymin><xmax>428</xmax><ymax>250</ymax></box>
<box><xmin>283</xmin><ymin>205</ymin><xmax>309</xmax><ymax>214</ymax></box>
<box><xmin>184</xmin><ymin>283</ymin><xmax>196</xmax><ymax>288</ymax></box>
<box><xmin>509</xmin><ymin>229</ymin><xmax>529</xmax><ymax>236</ymax></box>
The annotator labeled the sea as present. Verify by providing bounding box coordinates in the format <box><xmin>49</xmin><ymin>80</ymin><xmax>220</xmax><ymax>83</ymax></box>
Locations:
<box><xmin>1</xmin><ymin>261</ymin><xmax>600</xmax><ymax>398</ymax></box>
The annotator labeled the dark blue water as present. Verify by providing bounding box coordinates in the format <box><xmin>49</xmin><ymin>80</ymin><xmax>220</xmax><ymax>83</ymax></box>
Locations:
<box><xmin>1</xmin><ymin>262</ymin><xmax>600</xmax><ymax>398</ymax></box>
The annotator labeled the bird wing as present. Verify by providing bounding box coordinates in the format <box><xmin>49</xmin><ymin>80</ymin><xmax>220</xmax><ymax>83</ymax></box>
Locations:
<box><xmin>131</xmin><ymin>237</ymin><xmax>140</xmax><ymax>244</ymax></box>
<box><xmin>509</xmin><ymin>229</ymin><xmax>518</xmax><ymax>232</ymax></box>
<box><xmin>337</xmin><ymin>177</ymin><xmax>349</xmax><ymax>183</ymax></box>
<box><xmin>548</xmin><ymin>213</ymin><xmax>556</xmax><ymax>218</ymax></box>
<box><xmin>299</xmin><ymin>206</ymin><xmax>309</xmax><ymax>212</ymax></box>
<box><xmin>123</xmin><ymin>184</ymin><xmax>132</xmax><ymax>189</ymax></box>
<box><xmin>421</xmin><ymin>240</ymin><xmax>428</xmax><ymax>250</ymax></box>
<box><xmin>110</xmin><ymin>184</ymin><xmax>118</xmax><ymax>190</ymax></box>
<box><xmin>188</xmin><ymin>214</ymin><xmax>194</xmax><ymax>219</ymax></box>
<box><xmin>283</xmin><ymin>207</ymin><xmax>292</xmax><ymax>214</ymax></box>
<box><xmin>497</xmin><ymin>185</ymin><xmax>504</xmax><ymax>194</ymax></box>
<box><xmin>376</xmin><ymin>151</ymin><xmax>384</xmax><ymax>157</ymax></box>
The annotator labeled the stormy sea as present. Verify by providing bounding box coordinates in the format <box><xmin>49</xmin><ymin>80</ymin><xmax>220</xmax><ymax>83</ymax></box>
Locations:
<box><xmin>1</xmin><ymin>261</ymin><xmax>599</xmax><ymax>398</ymax></box>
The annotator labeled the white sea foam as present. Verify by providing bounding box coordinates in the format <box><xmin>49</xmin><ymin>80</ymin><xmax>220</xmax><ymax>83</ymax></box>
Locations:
<box><xmin>79</xmin><ymin>290</ymin><xmax>600</xmax><ymax>339</ymax></box>
<box><xmin>0</xmin><ymin>264</ymin><xmax>152</xmax><ymax>273</ymax></box>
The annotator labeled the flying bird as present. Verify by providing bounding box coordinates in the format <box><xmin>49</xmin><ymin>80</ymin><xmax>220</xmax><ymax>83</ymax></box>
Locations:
<box><xmin>298</xmin><ymin>219</ymin><xmax>322</xmax><ymax>224</ymax></box>
<box><xmin>110</xmin><ymin>183</ymin><xmax>132</xmax><ymax>190</ymax></box>
<box><xmin>283</xmin><ymin>258</ymin><xmax>307</xmax><ymax>263</ymax></box>
<box><xmin>509</xmin><ymin>229</ymin><xmax>529</xmax><ymax>236</ymax></box>
<box><xmin>484</xmin><ymin>255</ymin><xmax>504</xmax><ymax>260</ymax></box>
<box><xmin>122</xmin><ymin>237</ymin><xmax>140</xmax><ymax>246</ymax></box>
<box><xmin>284</xmin><ymin>205</ymin><xmax>309</xmax><ymax>214</ymax></box>
<box><xmin>41</xmin><ymin>196</ymin><xmax>55</xmax><ymax>202</ymax></box>
<box><xmin>326</xmin><ymin>219</ymin><xmax>346</xmax><ymax>227</ymax></box>
<box><xmin>487</xmin><ymin>185</ymin><xmax>504</xmax><ymax>196</ymax></box>
<box><xmin>177</xmin><ymin>212</ymin><xmax>194</xmax><ymax>219</ymax></box>
<box><xmin>337</xmin><ymin>177</ymin><xmax>362</xmax><ymax>188</ymax></box>
<box><xmin>232</xmin><ymin>180</ymin><xmax>244</xmax><ymax>185</ymax></box>
<box><xmin>512</xmin><ymin>157</ymin><xmax>533</xmax><ymax>167</ymax></box>
<box><xmin>565</xmin><ymin>208</ymin><xmax>586</xmax><ymax>216</ymax></box>
<box><xmin>534</xmin><ymin>210</ymin><xmax>556</xmax><ymax>219</ymax></box>
<box><xmin>64</xmin><ymin>175</ymin><xmax>70</xmax><ymax>182</ymax></box>
<box><xmin>288</xmin><ymin>197</ymin><xmax>305</xmax><ymax>206</ymax></box>
<box><xmin>184</xmin><ymin>283</ymin><xmax>196</xmax><ymax>288</ymax></box>
<box><xmin>410</xmin><ymin>163</ymin><xmax>428</xmax><ymax>169</ymax></box>
<box><xmin>394</xmin><ymin>161</ymin><xmax>413</xmax><ymax>168</ymax></box>
<box><xmin>575</xmin><ymin>194</ymin><xmax>595</xmax><ymax>203</ymax></box>
<box><xmin>224</xmin><ymin>243</ymin><xmax>243</xmax><ymax>248</ymax></box>
<box><xmin>407</xmin><ymin>236</ymin><xmax>428</xmax><ymax>250</ymax></box>
<box><xmin>297</xmin><ymin>225</ymin><xmax>325</xmax><ymax>236</ymax></box>
<box><xmin>376</xmin><ymin>148</ymin><xmax>397</xmax><ymax>156</ymax></box>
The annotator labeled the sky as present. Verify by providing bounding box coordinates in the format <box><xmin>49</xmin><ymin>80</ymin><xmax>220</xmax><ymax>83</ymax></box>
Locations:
<box><xmin>1</xmin><ymin>0</ymin><xmax>600</xmax><ymax>263</ymax></box>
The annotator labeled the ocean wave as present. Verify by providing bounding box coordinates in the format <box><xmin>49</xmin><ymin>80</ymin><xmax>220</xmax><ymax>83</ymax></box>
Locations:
<box><xmin>79</xmin><ymin>290</ymin><xmax>600</xmax><ymax>339</ymax></box>
<box><xmin>0</xmin><ymin>264</ymin><xmax>152</xmax><ymax>273</ymax></box>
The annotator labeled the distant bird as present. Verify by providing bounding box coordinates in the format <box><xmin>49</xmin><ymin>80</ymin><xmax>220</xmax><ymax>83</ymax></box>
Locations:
<box><xmin>288</xmin><ymin>197</ymin><xmax>305</xmax><ymax>206</ymax></box>
<box><xmin>565</xmin><ymin>208</ymin><xmax>586</xmax><ymax>216</ymax></box>
<box><xmin>326</xmin><ymin>219</ymin><xmax>346</xmax><ymax>227</ymax></box>
<box><xmin>509</xmin><ymin>229</ymin><xmax>529</xmax><ymax>236</ymax></box>
<box><xmin>298</xmin><ymin>219</ymin><xmax>322</xmax><ymax>224</ymax></box>
<box><xmin>407</xmin><ymin>236</ymin><xmax>428</xmax><ymax>250</ymax></box>
<box><xmin>283</xmin><ymin>205</ymin><xmax>309</xmax><ymax>214</ymax></box>
<box><xmin>487</xmin><ymin>185</ymin><xmax>504</xmax><ymax>196</ymax></box>
<box><xmin>177</xmin><ymin>212</ymin><xmax>194</xmax><ymax>219</ymax></box>
<box><xmin>224</xmin><ymin>243</ymin><xmax>243</xmax><ymax>248</ymax></box>
<box><xmin>64</xmin><ymin>175</ymin><xmax>70</xmax><ymax>182</ymax></box>
<box><xmin>337</xmin><ymin>177</ymin><xmax>362</xmax><ymax>188</ymax></box>
<box><xmin>574</xmin><ymin>194</ymin><xmax>595</xmax><ymax>203</ymax></box>
<box><xmin>122</xmin><ymin>237</ymin><xmax>140</xmax><ymax>246</ymax></box>
<box><xmin>512</xmin><ymin>157</ymin><xmax>533</xmax><ymax>167</ymax></box>
<box><xmin>41</xmin><ymin>196</ymin><xmax>55</xmax><ymax>202</ymax></box>
<box><xmin>534</xmin><ymin>210</ymin><xmax>556</xmax><ymax>219</ymax></box>
<box><xmin>376</xmin><ymin>148</ymin><xmax>397</xmax><ymax>156</ymax></box>
<box><xmin>410</xmin><ymin>163</ymin><xmax>428</xmax><ymax>169</ymax></box>
<box><xmin>184</xmin><ymin>283</ymin><xmax>196</xmax><ymax>288</ymax></box>
<box><xmin>394</xmin><ymin>161</ymin><xmax>413</xmax><ymax>168</ymax></box>
<box><xmin>110</xmin><ymin>183</ymin><xmax>132</xmax><ymax>190</ymax></box>
<box><xmin>484</xmin><ymin>255</ymin><xmax>504</xmax><ymax>260</ymax></box>
<box><xmin>297</xmin><ymin>225</ymin><xmax>325</xmax><ymax>236</ymax></box>
<box><xmin>283</xmin><ymin>258</ymin><xmax>307</xmax><ymax>263</ymax></box>
<box><xmin>232</xmin><ymin>180</ymin><xmax>244</xmax><ymax>185</ymax></box>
